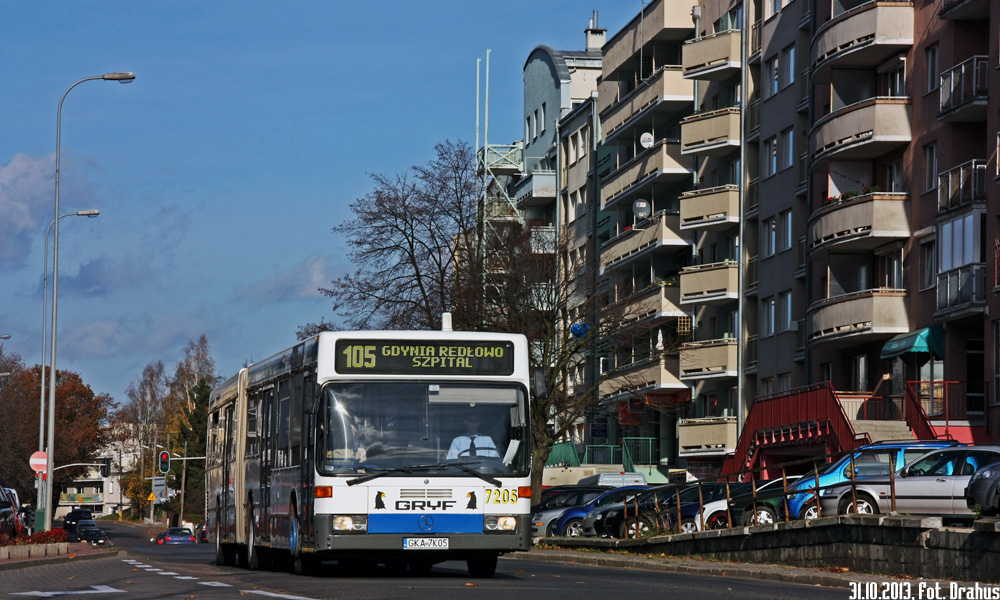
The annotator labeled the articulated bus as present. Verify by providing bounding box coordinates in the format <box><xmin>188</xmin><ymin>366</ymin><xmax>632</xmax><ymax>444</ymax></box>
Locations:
<box><xmin>207</xmin><ymin>325</ymin><xmax>533</xmax><ymax>577</ymax></box>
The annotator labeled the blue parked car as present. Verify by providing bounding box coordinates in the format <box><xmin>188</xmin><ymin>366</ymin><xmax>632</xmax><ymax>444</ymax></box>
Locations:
<box><xmin>787</xmin><ymin>439</ymin><xmax>961</xmax><ymax>520</ymax></box>
<box><xmin>550</xmin><ymin>485</ymin><xmax>648</xmax><ymax>537</ymax></box>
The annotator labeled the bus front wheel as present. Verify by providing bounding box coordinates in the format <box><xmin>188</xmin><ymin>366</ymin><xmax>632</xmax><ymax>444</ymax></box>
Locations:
<box><xmin>467</xmin><ymin>553</ymin><xmax>498</xmax><ymax>578</ymax></box>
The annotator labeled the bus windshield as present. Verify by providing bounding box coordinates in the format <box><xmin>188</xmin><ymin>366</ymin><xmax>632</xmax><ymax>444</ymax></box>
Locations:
<box><xmin>316</xmin><ymin>382</ymin><xmax>529</xmax><ymax>477</ymax></box>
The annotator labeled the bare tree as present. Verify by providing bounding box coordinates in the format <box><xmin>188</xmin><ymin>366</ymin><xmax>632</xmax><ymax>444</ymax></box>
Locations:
<box><xmin>306</xmin><ymin>140</ymin><xmax>478</xmax><ymax>332</ymax></box>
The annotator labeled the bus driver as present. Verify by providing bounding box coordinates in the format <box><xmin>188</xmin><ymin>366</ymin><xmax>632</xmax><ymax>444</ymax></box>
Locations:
<box><xmin>446</xmin><ymin>413</ymin><xmax>499</xmax><ymax>459</ymax></box>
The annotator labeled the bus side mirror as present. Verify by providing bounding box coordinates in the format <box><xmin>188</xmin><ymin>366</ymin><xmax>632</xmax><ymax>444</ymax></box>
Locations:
<box><xmin>302</xmin><ymin>376</ymin><xmax>321</xmax><ymax>414</ymax></box>
<box><xmin>532</xmin><ymin>368</ymin><xmax>548</xmax><ymax>400</ymax></box>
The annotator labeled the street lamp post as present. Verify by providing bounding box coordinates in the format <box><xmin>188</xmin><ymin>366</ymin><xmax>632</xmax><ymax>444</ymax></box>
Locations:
<box><xmin>35</xmin><ymin>210</ymin><xmax>99</xmax><ymax>530</ymax></box>
<box><xmin>43</xmin><ymin>72</ymin><xmax>133</xmax><ymax>532</ymax></box>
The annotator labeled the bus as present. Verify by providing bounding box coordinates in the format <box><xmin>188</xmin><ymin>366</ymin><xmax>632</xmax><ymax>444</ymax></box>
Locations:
<box><xmin>206</xmin><ymin>324</ymin><xmax>533</xmax><ymax>577</ymax></box>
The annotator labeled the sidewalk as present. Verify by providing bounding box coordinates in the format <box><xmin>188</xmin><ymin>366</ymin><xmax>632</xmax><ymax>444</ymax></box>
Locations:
<box><xmin>511</xmin><ymin>548</ymin><xmax>983</xmax><ymax>592</ymax></box>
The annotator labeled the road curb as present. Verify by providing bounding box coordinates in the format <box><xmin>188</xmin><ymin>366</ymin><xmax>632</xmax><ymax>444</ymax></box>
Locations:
<box><xmin>0</xmin><ymin>547</ymin><xmax>122</xmax><ymax>572</ymax></box>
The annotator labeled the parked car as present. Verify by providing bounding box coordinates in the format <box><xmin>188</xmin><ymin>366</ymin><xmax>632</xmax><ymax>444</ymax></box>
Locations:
<box><xmin>818</xmin><ymin>446</ymin><xmax>1000</xmax><ymax>519</ymax></box>
<box><xmin>78</xmin><ymin>528</ymin><xmax>109</xmax><ymax>546</ymax></box>
<box><xmin>197</xmin><ymin>522</ymin><xmax>209</xmax><ymax>543</ymax></box>
<box><xmin>550</xmin><ymin>485</ymin><xmax>649</xmax><ymax>537</ymax></box>
<box><xmin>965</xmin><ymin>462</ymin><xmax>1000</xmax><ymax>516</ymax></box>
<box><xmin>787</xmin><ymin>439</ymin><xmax>962</xmax><ymax>520</ymax></box>
<box><xmin>152</xmin><ymin>531</ymin><xmax>167</xmax><ymax>544</ymax></box>
<box><xmin>0</xmin><ymin>488</ymin><xmax>17</xmax><ymax>538</ymax></box>
<box><xmin>530</xmin><ymin>485</ymin><xmax>611</xmax><ymax>515</ymax></box>
<box><xmin>699</xmin><ymin>478</ymin><xmax>799</xmax><ymax>529</ymax></box>
<box><xmin>63</xmin><ymin>508</ymin><xmax>93</xmax><ymax>532</ymax></box>
<box><xmin>585</xmin><ymin>482</ymin><xmax>731</xmax><ymax>538</ymax></box>
<box><xmin>3</xmin><ymin>488</ymin><xmax>24</xmax><ymax>535</ymax></box>
<box><xmin>532</xmin><ymin>486</ymin><xmax>612</xmax><ymax>537</ymax></box>
<box><xmin>161</xmin><ymin>527</ymin><xmax>197</xmax><ymax>544</ymax></box>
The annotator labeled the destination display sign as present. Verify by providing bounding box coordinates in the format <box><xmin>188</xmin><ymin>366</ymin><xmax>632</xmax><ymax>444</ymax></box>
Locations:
<box><xmin>334</xmin><ymin>340</ymin><xmax>515</xmax><ymax>375</ymax></box>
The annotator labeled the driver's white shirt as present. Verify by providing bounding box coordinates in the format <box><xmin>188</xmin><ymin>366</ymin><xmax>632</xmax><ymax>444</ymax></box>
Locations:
<box><xmin>446</xmin><ymin>434</ymin><xmax>499</xmax><ymax>459</ymax></box>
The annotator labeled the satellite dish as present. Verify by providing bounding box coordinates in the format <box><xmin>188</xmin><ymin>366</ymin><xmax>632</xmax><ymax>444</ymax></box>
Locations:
<box><xmin>633</xmin><ymin>199</ymin><xmax>651</xmax><ymax>219</ymax></box>
<box><xmin>639</xmin><ymin>132</ymin><xmax>654</xmax><ymax>149</ymax></box>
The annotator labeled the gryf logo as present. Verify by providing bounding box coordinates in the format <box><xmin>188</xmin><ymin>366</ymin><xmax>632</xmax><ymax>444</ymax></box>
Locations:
<box><xmin>374</xmin><ymin>491</ymin><xmax>386</xmax><ymax>510</ymax></box>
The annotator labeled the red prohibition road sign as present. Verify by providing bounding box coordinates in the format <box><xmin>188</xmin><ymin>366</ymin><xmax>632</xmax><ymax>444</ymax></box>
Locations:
<box><xmin>29</xmin><ymin>451</ymin><xmax>47</xmax><ymax>472</ymax></box>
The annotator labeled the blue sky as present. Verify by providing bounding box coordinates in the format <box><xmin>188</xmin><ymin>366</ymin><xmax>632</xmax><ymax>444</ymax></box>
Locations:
<box><xmin>0</xmin><ymin>1</ymin><xmax>641</xmax><ymax>403</ymax></box>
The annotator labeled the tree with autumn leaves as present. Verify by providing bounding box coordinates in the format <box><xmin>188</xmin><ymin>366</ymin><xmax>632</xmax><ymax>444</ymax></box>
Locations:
<box><xmin>0</xmin><ymin>346</ymin><xmax>113</xmax><ymax>515</ymax></box>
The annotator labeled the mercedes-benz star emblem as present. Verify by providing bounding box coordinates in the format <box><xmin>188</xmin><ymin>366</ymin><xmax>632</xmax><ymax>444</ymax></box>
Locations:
<box><xmin>418</xmin><ymin>515</ymin><xmax>434</xmax><ymax>531</ymax></box>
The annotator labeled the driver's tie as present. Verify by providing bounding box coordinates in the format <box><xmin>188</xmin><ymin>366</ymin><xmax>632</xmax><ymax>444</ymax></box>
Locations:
<box><xmin>469</xmin><ymin>435</ymin><xmax>477</xmax><ymax>457</ymax></box>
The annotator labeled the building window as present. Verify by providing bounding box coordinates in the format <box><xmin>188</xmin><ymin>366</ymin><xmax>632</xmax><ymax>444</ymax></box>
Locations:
<box><xmin>766</xmin><ymin>56</ymin><xmax>779</xmax><ymax>97</ymax></box>
<box><xmin>761</xmin><ymin>377</ymin><xmax>774</xmax><ymax>396</ymax></box>
<box><xmin>539</xmin><ymin>103</ymin><xmax>546</xmax><ymax>133</ymax></box>
<box><xmin>926</xmin><ymin>45</ymin><xmax>939</xmax><ymax>93</ymax></box>
<box><xmin>779</xmin><ymin>290</ymin><xmax>792</xmax><ymax>331</ymax></box>
<box><xmin>525</xmin><ymin>118</ymin><xmax>530</xmax><ymax>144</ymax></box>
<box><xmin>768</xmin><ymin>0</ymin><xmax>781</xmax><ymax>19</ymax></box>
<box><xmin>763</xmin><ymin>217</ymin><xmax>777</xmax><ymax>256</ymax></box>
<box><xmin>533</xmin><ymin>110</ymin><xmax>539</xmax><ymax>139</ymax></box>
<box><xmin>939</xmin><ymin>211</ymin><xmax>983</xmax><ymax>272</ymax></box>
<box><xmin>780</xmin><ymin>128</ymin><xmax>794</xmax><ymax>170</ymax></box>
<box><xmin>924</xmin><ymin>144</ymin><xmax>937</xmax><ymax>191</ymax></box>
<box><xmin>852</xmin><ymin>354</ymin><xmax>868</xmax><ymax>391</ymax></box>
<box><xmin>779</xmin><ymin>210</ymin><xmax>793</xmax><ymax>251</ymax></box>
<box><xmin>886</xmin><ymin>159</ymin><xmax>904</xmax><ymax>192</ymax></box>
<box><xmin>877</xmin><ymin>249</ymin><xmax>903</xmax><ymax>288</ymax></box>
<box><xmin>762</xmin><ymin>296</ymin><xmax>775</xmax><ymax>336</ymax></box>
<box><xmin>821</xmin><ymin>362</ymin><xmax>832</xmax><ymax>384</ymax></box>
<box><xmin>777</xmin><ymin>372</ymin><xmax>791</xmax><ymax>392</ymax></box>
<box><xmin>782</xmin><ymin>45</ymin><xmax>795</xmax><ymax>88</ymax></box>
<box><xmin>920</xmin><ymin>239</ymin><xmax>936</xmax><ymax>290</ymax></box>
<box><xmin>763</xmin><ymin>137</ymin><xmax>778</xmax><ymax>177</ymax></box>
<box><xmin>880</xmin><ymin>59</ymin><xmax>905</xmax><ymax>96</ymax></box>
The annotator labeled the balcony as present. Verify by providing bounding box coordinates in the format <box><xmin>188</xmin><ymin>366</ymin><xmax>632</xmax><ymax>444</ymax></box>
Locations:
<box><xmin>678</xmin><ymin>416</ymin><xmax>738</xmax><ymax>457</ymax></box>
<box><xmin>599</xmin><ymin>356</ymin><xmax>685</xmax><ymax>401</ymax></box>
<box><xmin>939</xmin><ymin>56</ymin><xmax>989</xmax><ymax>122</ymax></box>
<box><xmin>746</xmin><ymin>256</ymin><xmax>759</xmax><ymax>295</ymax></box>
<box><xmin>746</xmin><ymin>178</ymin><xmax>760</xmax><ymax>217</ymax></box>
<box><xmin>680</xmin><ymin>261</ymin><xmax>739</xmax><ymax>305</ymax></box>
<box><xmin>477</xmin><ymin>143</ymin><xmax>523</xmax><ymax>176</ymax></box>
<box><xmin>679</xmin><ymin>338</ymin><xmax>738</xmax><ymax>380</ymax></box>
<box><xmin>810</xmin><ymin>97</ymin><xmax>911</xmax><ymax>164</ymax></box>
<box><xmin>939</xmin><ymin>0</ymin><xmax>990</xmax><ymax>19</ymax></box>
<box><xmin>601</xmin><ymin>0</ymin><xmax>696</xmax><ymax>79</ymax></box>
<box><xmin>682</xmin><ymin>29</ymin><xmax>742</xmax><ymax>81</ymax></box>
<box><xmin>808</xmin><ymin>192</ymin><xmax>909</xmax><ymax>255</ymax></box>
<box><xmin>514</xmin><ymin>170</ymin><xmax>555</xmax><ymax>208</ymax></box>
<box><xmin>600</xmin><ymin>211</ymin><xmax>687</xmax><ymax>273</ymax></box>
<box><xmin>600</xmin><ymin>67</ymin><xmax>692</xmax><ymax>140</ymax></box>
<box><xmin>938</xmin><ymin>159</ymin><xmax>988</xmax><ymax>214</ymax></box>
<box><xmin>680</xmin><ymin>107</ymin><xmax>741</xmax><ymax>156</ymax></box>
<box><xmin>679</xmin><ymin>185</ymin><xmax>740</xmax><ymax>231</ymax></box>
<box><xmin>530</xmin><ymin>225</ymin><xmax>556</xmax><ymax>254</ymax></box>
<box><xmin>807</xmin><ymin>288</ymin><xmax>908</xmax><ymax>346</ymax></box>
<box><xmin>936</xmin><ymin>264</ymin><xmax>986</xmax><ymax>317</ymax></box>
<box><xmin>600</xmin><ymin>139</ymin><xmax>689</xmax><ymax>209</ymax></box>
<box><xmin>811</xmin><ymin>1</ymin><xmax>914</xmax><ymax>77</ymax></box>
<box><xmin>625</xmin><ymin>283</ymin><xmax>685</xmax><ymax>320</ymax></box>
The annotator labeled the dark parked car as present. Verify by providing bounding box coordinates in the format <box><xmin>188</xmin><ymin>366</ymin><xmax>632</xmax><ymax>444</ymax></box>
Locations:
<box><xmin>965</xmin><ymin>461</ymin><xmax>1000</xmax><ymax>516</ymax></box>
<box><xmin>550</xmin><ymin>485</ymin><xmax>649</xmax><ymax>537</ymax></box>
<box><xmin>585</xmin><ymin>482</ymin><xmax>731</xmax><ymax>538</ymax></box>
<box><xmin>152</xmin><ymin>531</ymin><xmax>167</xmax><ymax>544</ymax></box>
<box><xmin>63</xmin><ymin>508</ymin><xmax>93</xmax><ymax>532</ymax></box>
<box><xmin>0</xmin><ymin>488</ymin><xmax>16</xmax><ymax>538</ymax></box>
<box><xmin>699</xmin><ymin>478</ymin><xmax>798</xmax><ymax>529</ymax></box>
<box><xmin>531</xmin><ymin>485</ymin><xmax>611</xmax><ymax>514</ymax></box>
<box><xmin>197</xmin><ymin>522</ymin><xmax>208</xmax><ymax>543</ymax></box>
<box><xmin>78</xmin><ymin>528</ymin><xmax>109</xmax><ymax>546</ymax></box>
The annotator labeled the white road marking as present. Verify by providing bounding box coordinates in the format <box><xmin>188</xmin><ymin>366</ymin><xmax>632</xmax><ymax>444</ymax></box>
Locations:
<box><xmin>241</xmin><ymin>591</ymin><xmax>322</xmax><ymax>600</ymax></box>
<box><xmin>198</xmin><ymin>582</ymin><xmax>233</xmax><ymax>587</ymax></box>
<box><xmin>174</xmin><ymin>576</ymin><xmax>200</xmax><ymax>580</ymax></box>
<box><xmin>156</xmin><ymin>572</ymin><xmax>179</xmax><ymax>575</ymax></box>
<box><xmin>10</xmin><ymin>585</ymin><xmax>125</xmax><ymax>597</ymax></box>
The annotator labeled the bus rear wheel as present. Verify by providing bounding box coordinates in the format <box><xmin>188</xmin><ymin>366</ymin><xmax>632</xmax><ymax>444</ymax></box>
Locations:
<box><xmin>467</xmin><ymin>553</ymin><xmax>498</xmax><ymax>578</ymax></box>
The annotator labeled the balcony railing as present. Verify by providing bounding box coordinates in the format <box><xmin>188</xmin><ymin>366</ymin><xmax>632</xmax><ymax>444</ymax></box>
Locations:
<box><xmin>678</xmin><ymin>417</ymin><xmax>738</xmax><ymax>456</ymax></box>
<box><xmin>936</xmin><ymin>264</ymin><xmax>986</xmax><ymax>313</ymax></box>
<box><xmin>807</xmin><ymin>288</ymin><xmax>908</xmax><ymax>344</ymax></box>
<box><xmin>940</xmin><ymin>55</ymin><xmax>989</xmax><ymax>118</ymax></box>
<box><xmin>478</xmin><ymin>143</ymin><xmax>523</xmax><ymax>175</ymax></box>
<box><xmin>937</xmin><ymin>159</ymin><xmax>987</xmax><ymax>213</ymax></box>
<box><xmin>746</xmin><ymin>255</ymin><xmax>759</xmax><ymax>294</ymax></box>
<box><xmin>747</xmin><ymin>178</ymin><xmax>760</xmax><ymax>214</ymax></box>
<box><xmin>680</xmin><ymin>107</ymin><xmax>741</xmax><ymax>156</ymax></box>
<box><xmin>682</xmin><ymin>29</ymin><xmax>742</xmax><ymax>80</ymax></box>
<box><xmin>746</xmin><ymin>334</ymin><xmax>759</xmax><ymax>370</ymax></box>
<box><xmin>748</xmin><ymin>99</ymin><xmax>760</xmax><ymax>138</ymax></box>
<box><xmin>750</xmin><ymin>21</ymin><xmax>762</xmax><ymax>57</ymax></box>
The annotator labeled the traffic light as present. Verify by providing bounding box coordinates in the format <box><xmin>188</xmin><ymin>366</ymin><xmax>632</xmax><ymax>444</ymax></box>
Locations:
<box><xmin>100</xmin><ymin>457</ymin><xmax>111</xmax><ymax>478</ymax></box>
<box><xmin>158</xmin><ymin>451</ymin><xmax>170</xmax><ymax>474</ymax></box>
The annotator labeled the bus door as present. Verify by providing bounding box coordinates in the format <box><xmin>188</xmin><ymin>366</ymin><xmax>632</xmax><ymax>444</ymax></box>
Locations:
<box><xmin>260</xmin><ymin>387</ymin><xmax>274</xmax><ymax>541</ymax></box>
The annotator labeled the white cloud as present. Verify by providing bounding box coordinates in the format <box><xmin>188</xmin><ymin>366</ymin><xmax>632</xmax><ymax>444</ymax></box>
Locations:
<box><xmin>236</xmin><ymin>254</ymin><xmax>330</xmax><ymax>307</ymax></box>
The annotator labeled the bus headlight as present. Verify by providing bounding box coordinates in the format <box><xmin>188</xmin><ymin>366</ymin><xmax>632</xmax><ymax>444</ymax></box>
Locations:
<box><xmin>332</xmin><ymin>515</ymin><xmax>368</xmax><ymax>533</ymax></box>
<box><xmin>484</xmin><ymin>515</ymin><xmax>518</xmax><ymax>532</ymax></box>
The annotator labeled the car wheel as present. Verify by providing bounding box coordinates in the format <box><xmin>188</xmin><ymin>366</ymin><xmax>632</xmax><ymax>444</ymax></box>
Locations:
<box><xmin>562</xmin><ymin>518</ymin><xmax>584</xmax><ymax>537</ymax></box>
<box><xmin>707</xmin><ymin>512</ymin><xmax>730</xmax><ymax>530</ymax></box>
<box><xmin>743</xmin><ymin>506</ymin><xmax>777</xmax><ymax>526</ymax></box>
<box><xmin>619</xmin><ymin>516</ymin><xmax>652</xmax><ymax>539</ymax></box>
<box><xmin>838</xmin><ymin>494</ymin><xmax>879</xmax><ymax>515</ymax></box>
<box><xmin>802</xmin><ymin>503</ymin><xmax>820</xmax><ymax>520</ymax></box>
<box><xmin>680</xmin><ymin>517</ymin><xmax>698</xmax><ymax>534</ymax></box>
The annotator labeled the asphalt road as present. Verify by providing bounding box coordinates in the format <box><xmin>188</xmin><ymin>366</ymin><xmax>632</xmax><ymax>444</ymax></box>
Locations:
<box><xmin>0</xmin><ymin>521</ymin><xmax>855</xmax><ymax>599</ymax></box>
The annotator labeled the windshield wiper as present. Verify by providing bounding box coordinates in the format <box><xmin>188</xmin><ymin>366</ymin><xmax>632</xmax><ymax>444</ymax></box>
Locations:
<box><xmin>345</xmin><ymin>461</ymin><xmax>501</xmax><ymax>487</ymax></box>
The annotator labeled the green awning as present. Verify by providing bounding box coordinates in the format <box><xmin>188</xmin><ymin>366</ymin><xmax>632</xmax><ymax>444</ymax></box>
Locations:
<box><xmin>880</xmin><ymin>325</ymin><xmax>944</xmax><ymax>360</ymax></box>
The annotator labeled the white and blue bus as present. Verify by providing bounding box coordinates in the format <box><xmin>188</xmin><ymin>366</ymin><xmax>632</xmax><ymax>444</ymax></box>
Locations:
<box><xmin>207</xmin><ymin>325</ymin><xmax>533</xmax><ymax>577</ymax></box>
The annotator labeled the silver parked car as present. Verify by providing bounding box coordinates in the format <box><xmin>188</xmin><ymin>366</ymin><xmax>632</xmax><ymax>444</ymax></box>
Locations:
<box><xmin>818</xmin><ymin>446</ymin><xmax>1000</xmax><ymax>519</ymax></box>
